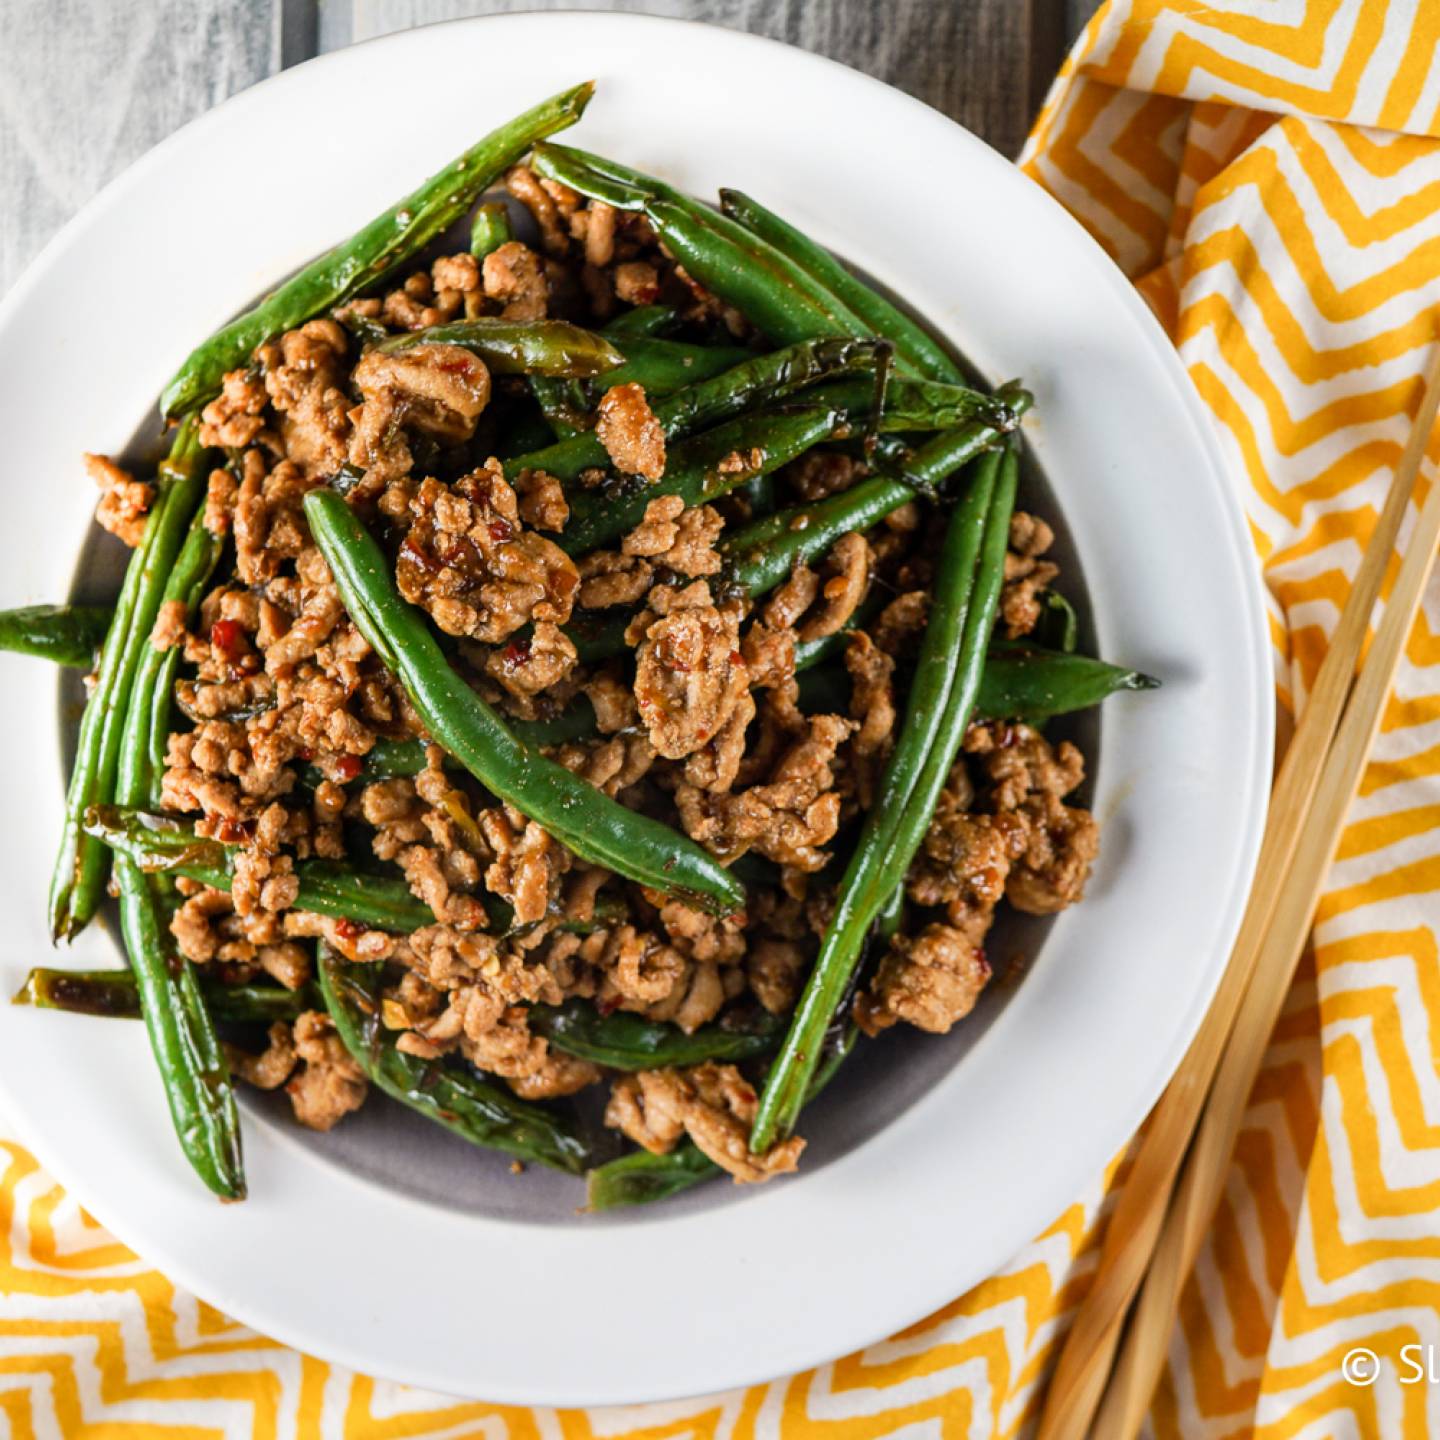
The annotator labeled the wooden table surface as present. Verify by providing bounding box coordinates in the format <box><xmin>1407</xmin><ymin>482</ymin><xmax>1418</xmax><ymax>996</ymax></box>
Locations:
<box><xmin>1</xmin><ymin>0</ymin><xmax>1101</xmax><ymax>297</ymax></box>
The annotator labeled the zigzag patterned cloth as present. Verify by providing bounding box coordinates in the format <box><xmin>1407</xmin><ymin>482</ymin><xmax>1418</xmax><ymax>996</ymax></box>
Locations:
<box><xmin>3</xmin><ymin>2</ymin><xmax>1439</xmax><ymax>1434</ymax></box>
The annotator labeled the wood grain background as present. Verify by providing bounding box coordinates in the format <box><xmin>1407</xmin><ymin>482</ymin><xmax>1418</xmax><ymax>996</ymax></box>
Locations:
<box><xmin>0</xmin><ymin>0</ymin><xmax>1101</xmax><ymax>296</ymax></box>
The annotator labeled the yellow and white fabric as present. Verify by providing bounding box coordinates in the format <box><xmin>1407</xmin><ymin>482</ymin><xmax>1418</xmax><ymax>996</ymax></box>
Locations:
<box><xmin>3</xmin><ymin>2</ymin><xmax>1439</xmax><ymax>1434</ymax></box>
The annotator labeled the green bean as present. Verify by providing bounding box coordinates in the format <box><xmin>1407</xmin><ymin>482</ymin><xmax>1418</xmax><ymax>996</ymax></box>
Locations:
<box><xmin>317</xmin><ymin>946</ymin><xmax>591</xmax><ymax>1173</ymax></box>
<box><xmin>306</xmin><ymin>736</ymin><xmax>434</xmax><ymax>784</ymax></box>
<box><xmin>1036</xmin><ymin>591</ymin><xmax>1080</xmax><ymax>653</ymax></box>
<box><xmin>0</xmin><ymin>604</ymin><xmax>112</xmax><ymax>668</ymax></box>
<box><xmin>530</xmin><ymin>1000</ymin><xmax>782</xmax><ymax>1070</ymax></box>
<box><xmin>112</xmin><ymin>863</ymin><xmax>246</xmax><ymax>1198</ymax></box>
<box><xmin>49</xmin><ymin>421</ymin><xmax>208</xmax><ymax>942</ymax></box>
<box><xmin>470</xmin><ymin>199</ymin><xmax>513</xmax><ymax>260</ymax></box>
<box><xmin>721</xmin><ymin>386</ymin><xmax>1030</xmax><ymax>600</ymax></box>
<box><xmin>503</xmin><ymin>337</ymin><xmax>885</xmax><ymax>484</ymax></box>
<box><xmin>559</xmin><ymin>404</ymin><xmax>847</xmax><ymax>556</ymax></box>
<box><xmin>326</xmin><ymin>719</ymin><xmax>597</xmax><ymax>791</ymax></box>
<box><xmin>13</xmin><ymin>968</ymin><xmax>314</xmax><ymax>1024</ymax></box>
<box><xmin>109</xmin><ymin>477</ymin><xmax>244</xmax><ymax>1200</ymax></box>
<box><xmin>804</xmin><ymin>375</ymin><xmax>1017</xmax><ymax>435</ymax></box>
<box><xmin>596</xmin><ymin>336</ymin><xmax>752</xmax><ymax>395</ymax></box>
<box><xmin>333</xmin><ymin>702</ymin><xmax>600</xmax><ymax>787</ymax></box>
<box><xmin>335</xmin><ymin>308</ymin><xmax>390</xmax><ymax>350</ymax></box>
<box><xmin>799</xmin><ymin>637</ymin><xmax>1160</xmax><ymax>736</ymax></box>
<box><xmin>585</xmin><ymin>1142</ymin><xmax>716</xmax><ymax>1210</ymax></box>
<box><xmin>532</xmin><ymin>144</ymin><xmax>870</xmax><ymax>345</ymax></box>
<box><xmin>377</xmin><ymin>318</ymin><xmax>623</xmax><ymax>377</ymax></box>
<box><xmin>798</xmin><ymin>608</ymin><xmax>1159</xmax><ymax>722</ymax></box>
<box><xmin>496</xmin><ymin>402</ymin><xmax>557</xmax><ymax>460</ymax></box>
<box><xmin>128</xmin><ymin>506</ymin><xmax>224</xmax><ymax>804</ymax></box>
<box><xmin>978</xmin><ymin>646</ymin><xmax>1160</xmax><ymax>724</ymax></box>
<box><xmin>529</xmin><ymin>376</ymin><xmax>589</xmax><ymax>437</ymax></box>
<box><xmin>305</xmin><ymin>488</ymin><xmax>745</xmax><ymax>915</ymax></box>
<box><xmin>512</xmin><ymin>702</ymin><xmax>603</xmax><ymax>748</ymax></box>
<box><xmin>160</xmin><ymin>83</ymin><xmax>593</xmax><ymax>417</ymax></box>
<box><xmin>719</xmin><ymin>189</ymin><xmax>962</xmax><ymax>384</ymax></box>
<box><xmin>752</xmin><ymin>444</ymin><xmax>1017</xmax><ymax>1151</ymax></box>
<box><xmin>85</xmin><ymin>805</ymin><xmax>437</xmax><ymax>932</ymax></box>
<box><xmin>87</xmin><ymin>802</ymin><xmax>634</xmax><ymax>939</ymax></box>
<box><xmin>647</xmin><ymin>199</ymin><xmax>855</xmax><ymax>346</ymax></box>
<box><xmin>604</xmin><ymin>304</ymin><xmax>679</xmax><ymax>337</ymax></box>
<box><xmin>584</xmin><ymin>896</ymin><xmax>901</xmax><ymax>1211</ymax></box>
<box><xmin>529</xmin><ymin>143</ymin><xmax>661</xmax><ymax>210</ymax></box>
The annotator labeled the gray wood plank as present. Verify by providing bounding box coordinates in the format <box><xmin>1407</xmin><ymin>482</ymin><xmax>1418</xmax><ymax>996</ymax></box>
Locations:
<box><xmin>326</xmin><ymin>0</ymin><xmax>1078</xmax><ymax>160</ymax></box>
<box><xmin>0</xmin><ymin>0</ymin><xmax>287</xmax><ymax>295</ymax></box>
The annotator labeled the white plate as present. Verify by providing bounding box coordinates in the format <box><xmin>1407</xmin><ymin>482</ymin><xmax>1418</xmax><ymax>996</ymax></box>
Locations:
<box><xmin>0</xmin><ymin>12</ymin><xmax>1271</xmax><ymax>1406</ymax></box>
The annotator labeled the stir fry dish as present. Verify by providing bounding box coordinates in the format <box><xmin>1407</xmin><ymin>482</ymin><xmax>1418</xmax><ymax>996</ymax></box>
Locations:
<box><xmin>6</xmin><ymin>83</ymin><xmax>1158</xmax><ymax>1208</ymax></box>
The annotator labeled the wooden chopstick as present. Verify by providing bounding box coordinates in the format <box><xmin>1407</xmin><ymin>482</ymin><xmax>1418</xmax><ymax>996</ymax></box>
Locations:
<box><xmin>1034</xmin><ymin>339</ymin><xmax>1440</xmax><ymax>1440</ymax></box>
<box><xmin>1093</xmin><ymin>349</ymin><xmax>1440</xmax><ymax>1438</ymax></box>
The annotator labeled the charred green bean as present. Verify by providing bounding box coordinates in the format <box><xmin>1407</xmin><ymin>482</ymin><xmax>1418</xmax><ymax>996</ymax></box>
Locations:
<box><xmin>0</xmin><ymin>604</ymin><xmax>112</xmax><ymax>668</ymax></box>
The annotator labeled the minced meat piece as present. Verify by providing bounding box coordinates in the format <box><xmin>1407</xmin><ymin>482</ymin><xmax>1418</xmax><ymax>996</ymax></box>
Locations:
<box><xmin>348</xmin><ymin>344</ymin><xmax>491</xmax><ymax>487</ymax></box>
<box><xmin>200</xmin><ymin>367</ymin><xmax>270</xmax><ymax>451</ymax></box>
<box><xmin>798</xmin><ymin>532</ymin><xmax>870</xmax><ymax>642</ymax></box>
<box><xmin>484</xmin><ymin>620</ymin><xmax>577</xmax><ymax>703</ymax></box>
<box><xmin>85</xmin><ymin>452</ymin><xmax>154</xmax><ymax>548</ymax></box>
<box><xmin>966</xmin><ymin>722</ymin><xmax>1099</xmax><ymax>914</ymax></box>
<box><xmin>482</xmin><ymin>240</ymin><xmax>549</xmax><ymax>320</ymax></box>
<box><xmin>675</xmin><ymin>712</ymin><xmax>855</xmax><ymax>880</ymax></box>
<box><xmin>258</xmin><ymin>319</ymin><xmax>351</xmax><ymax>475</ymax></box>
<box><xmin>394</xmin><ymin>462</ymin><xmax>578</xmax><ymax>643</ymax></box>
<box><xmin>227</xmin><ymin>1021</ymin><xmax>298</xmax><ymax>1090</ymax></box>
<box><xmin>630</xmin><ymin>581</ymin><xmax>748</xmax><ymax>759</ymax></box>
<box><xmin>604</xmin><ymin>1064</ymin><xmax>805</xmax><ymax>1183</ymax></box>
<box><xmin>286</xmin><ymin>1011</ymin><xmax>367</xmax><ymax>1130</ymax></box>
<box><xmin>596</xmin><ymin>383</ymin><xmax>665</xmax><ymax>480</ymax></box>
<box><xmin>514</xmin><ymin>467</ymin><xmax>569</xmax><ymax>531</ymax></box>
<box><xmin>856</xmin><ymin>923</ymin><xmax>992</xmax><ymax>1035</ymax></box>
<box><xmin>1001</xmin><ymin>511</ymin><xmax>1060</xmax><ymax>639</ymax></box>
<box><xmin>578</xmin><ymin>549</ymin><xmax>653</xmax><ymax>608</ymax></box>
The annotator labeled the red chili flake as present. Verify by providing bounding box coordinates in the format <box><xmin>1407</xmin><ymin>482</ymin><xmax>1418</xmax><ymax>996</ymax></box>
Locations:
<box><xmin>297</xmin><ymin>748</ymin><xmax>315</xmax><ymax>763</ymax></box>
<box><xmin>503</xmin><ymin>637</ymin><xmax>532</xmax><ymax>668</ymax></box>
<box><xmin>729</xmin><ymin>651</ymin><xmax>743</xmax><ymax>665</ymax></box>
<box><xmin>597</xmin><ymin>994</ymin><xmax>621</xmax><ymax>1016</ymax></box>
<box><xmin>439</xmin><ymin>536</ymin><xmax>484</xmax><ymax>572</ymax></box>
<box><xmin>998</xmin><ymin>724</ymin><xmax>1017</xmax><ymax>749</ymax></box>
<box><xmin>214</xmin><ymin>817</ymin><xmax>256</xmax><ymax>845</ymax></box>
<box><xmin>210</xmin><ymin>618</ymin><xmax>244</xmax><ymax>658</ymax></box>
<box><xmin>488</xmin><ymin>517</ymin><xmax>514</xmax><ymax>544</ymax></box>
<box><xmin>335</xmin><ymin>754</ymin><xmax>362</xmax><ymax>782</ymax></box>
<box><xmin>335</xmin><ymin>919</ymin><xmax>365</xmax><ymax>941</ymax></box>
<box><xmin>399</xmin><ymin>536</ymin><xmax>440</xmax><ymax>574</ymax></box>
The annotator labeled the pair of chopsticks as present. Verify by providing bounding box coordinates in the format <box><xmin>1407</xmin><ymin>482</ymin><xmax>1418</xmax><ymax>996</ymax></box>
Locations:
<box><xmin>1036</xmin><ymin>340</ymin><xmax>1440</xmax><ymax>1440</ymax></box>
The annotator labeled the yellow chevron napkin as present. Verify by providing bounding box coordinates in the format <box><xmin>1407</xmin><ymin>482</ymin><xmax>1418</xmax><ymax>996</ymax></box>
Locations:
<box><xmin>4</xmin><ymin>3</ymin><xmax>1440</xmax><ymax>1435</ymax></box>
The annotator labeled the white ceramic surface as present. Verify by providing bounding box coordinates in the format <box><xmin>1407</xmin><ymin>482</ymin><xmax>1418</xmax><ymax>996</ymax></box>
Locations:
<box><xmin>0</xmin><ymin>13</ymin><xmax>1272</xmax><ymax>1406</ymax></box>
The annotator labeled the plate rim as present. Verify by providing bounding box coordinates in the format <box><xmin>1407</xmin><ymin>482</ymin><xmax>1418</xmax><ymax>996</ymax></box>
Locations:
<box><xmin>0</xmin><ymin>9</ymin><xmax>1273</xmax><ymax>1406</ymax></box>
